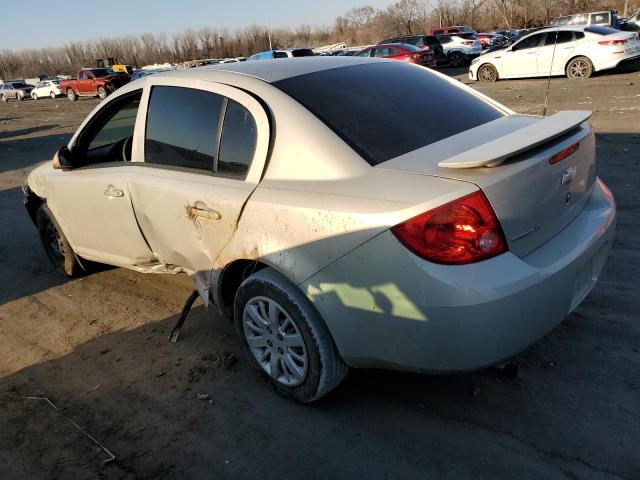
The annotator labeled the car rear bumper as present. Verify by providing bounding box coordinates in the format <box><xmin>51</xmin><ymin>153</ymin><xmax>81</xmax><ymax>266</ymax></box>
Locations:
<box><xmin>302</xmin><ymin>178</ymin><xmax>616</xmax><ymax>373</ymax></box>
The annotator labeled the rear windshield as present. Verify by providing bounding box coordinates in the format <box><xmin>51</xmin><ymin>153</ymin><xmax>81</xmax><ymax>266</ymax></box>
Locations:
<box><xmin>585</xmin><ymin>25</ymin><xmax>618</xmax><ymax>35</ymax></box>
<box><xmin>91</xmin><ymin>68</ymin><xmax>113</xmax><ymax>77</ymax></box>
<box><xmin>291</xmin><ymin>49</ymin><xmax>315</xmax><ymax>57</ymax></box>
<box><xmin>10</xmin><ymin>82</ymin><xmax>29</xmax><ymax>88</ymax></box>
<box><xmin>273</xmin><ymin>62</ymin><xmax>503</xmax><ymax>165</ymax></box>
<box><xmin>395</xmin><ymin>43</ymin><xmax>421</xmax><ymax>51</ymax></box>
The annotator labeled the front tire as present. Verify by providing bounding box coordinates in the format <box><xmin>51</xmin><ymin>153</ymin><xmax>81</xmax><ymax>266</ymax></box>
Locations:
<box><xmin>566</xmin><ymin>56</ymin><xmax>593</xmax><ymax>79</ymax></box>
<box><xmin>97</xmin><ymin>86</ymin><xmax>107</xmax><ymax>99</ymax></box>
<box><xmin>1</xmin><ymin>94</ymin><xmax>7</xmax><ymax>102</ymax></box>
<box><xmin>67</xmin><ymin>88</ymin><xmax>77</xmax><ymax>101</ymax></box>
<box><xmin>36</xmin><ymin>206</ymin><xmax>81</xmax><ymax>277</ymax></box>
<box><xmin>235</xmin><ymin>268</ymin><xmax>348</xmax><ymax>403</ymax></box>
<box><xmin>477</xmin><ymin>63</ymin><xmax>498</xmax><ymax>82</ymax></box>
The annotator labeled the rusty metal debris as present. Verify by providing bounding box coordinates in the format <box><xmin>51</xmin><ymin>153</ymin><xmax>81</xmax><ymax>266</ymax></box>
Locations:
<box><xmin>21</xmin><ymin>396</ymin><xmax>116</xmax><ymax>464</ymax></box>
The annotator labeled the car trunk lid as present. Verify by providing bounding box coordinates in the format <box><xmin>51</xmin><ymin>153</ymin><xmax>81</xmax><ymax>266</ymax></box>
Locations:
<box><xmin>377</xmin><ymin>112</ymin><xmax>596</xmax><ymax>258</ymax></box>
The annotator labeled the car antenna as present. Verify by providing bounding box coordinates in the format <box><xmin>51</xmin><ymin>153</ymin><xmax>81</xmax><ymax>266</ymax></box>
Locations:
<box><xmin>542</xmin><ymin>21</ymin><xmax>561</xmax><ymax>116</ymax></box>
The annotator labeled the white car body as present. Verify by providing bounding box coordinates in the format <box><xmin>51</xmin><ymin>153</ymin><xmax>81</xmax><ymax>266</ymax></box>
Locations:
<box><xmin>23</xmin><ymin>58</ymin><xmax>615</xmax><ymax>400</ymax></box>
<box><xmin>470</xmin><ymin>26</ymin><xmax>640</xmax><ymax>80</ymax></box>
<box><xmin>30</xmin><ymin>80</ymin><xmax>62</xmax><ymax>99</ymax></box>
<box><xmin>437</xmin><ymin>35</ymin><xmax>483</xmax><ymax>60</ymax></box>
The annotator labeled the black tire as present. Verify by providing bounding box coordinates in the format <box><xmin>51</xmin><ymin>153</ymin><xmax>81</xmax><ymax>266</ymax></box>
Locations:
<box><xmin>50</xmin><ymin>91</ymin><xmax>56</xmax><ymax>99</ymax></box>
<box><xmin>477</xmin><ymin>63</ymin><xmax>498</xmax><ymax>82</ymax></box>
<box><xmin>67</xmin><ymin>88</ymin><xmax>77</xmax><ymax>101</ymax></box>
<box><xmin>234</xmin><ymin>268</ymin><xmax>348</xmax><ymax>403</ymax></box>
<box><xmin>1</xmin><ymin>94</ymin><xmax>7</xmax><ymax>102</ymax></box>
<box><xmin>97</xmin><ymin>86</ymin><xmax>107</xmax><ymax>99</ymax></box>
<box><xmin>36</xmin><ymin>205</ymin><xmax>81</xmax><ymax>277</ymax></box>
<box><xmin>566</xmin><ymin>56</ymin><xmax>593</xmax><ymax>79</ymax></box>
<box><xmin>32</xmin><ymin>92</ymin><xmax>38</xmax><ymax>100</ymax></box>
<box><xmin>449</xmin><ymin>52</ymin><xmax>464</xmax><ymax>68</ymax></box>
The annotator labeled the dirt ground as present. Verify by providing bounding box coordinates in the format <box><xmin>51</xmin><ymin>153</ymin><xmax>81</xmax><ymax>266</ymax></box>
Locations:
<box><xmin>1</xmin><ymin>64</ymin><xmax>639</xmax><ymax>480</ymax></box>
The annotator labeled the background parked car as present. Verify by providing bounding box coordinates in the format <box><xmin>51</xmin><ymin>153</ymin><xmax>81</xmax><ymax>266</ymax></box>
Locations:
<box><xmin>59</xmin><ymin>68</ymin><xmax>130</xmax><ymax>101</ymax></box>
<box><xmin>621</xmin><ymin>10</ymin><xmax>640</xmax><ymax>30</ymax></box>
<box><xmin>378</xmin><ymin>34</ymin><xmax>445</xmax><ymax>64</ymax></box>
<box><xmin>429</xmin><ymin>25</ymin><xmax>477</xmax><ymax>35</ymax></box>
<box><xmin>247</xmin><ymin>48</ymin><xmax>315</xmax><ymax>60</ymax></box>
<box><xmin>30</xmin><ymin>80</ymin><xmax>62</xmax><ymax>99</ymax></box>
<box><xmin>0</xmin><ymin>81</ymin><xmax>33</xmax><ymax>101</ymax></box>
<box><xmin>356</xmin><ymin>43</ymin><xmax>435</xmax><ymax>67</ymax></box>
<box><xmin>470</xmin><ymin>26</ymin><xmax>640</xmax><ymax>82</ymax></box>
<box><xmin>476</xmin><ymin>33</ymin><xmax>510</xmax><ymax>48</ymax></box>
<box><xmin>436</xmin><ymin>33</ymin><xmax>483</xmax><ymax>66</ymax></box>
<box><xmin>549</xmin><ymin>10</ymin><xmax>621</xmax><ymax>28</ymax></box>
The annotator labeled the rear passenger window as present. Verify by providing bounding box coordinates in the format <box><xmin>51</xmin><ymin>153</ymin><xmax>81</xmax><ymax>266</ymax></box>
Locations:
<box><xmin>217</xmin><ymin>100</ymin><xmax>257</xmax><ymax>176</ymax></box>
<box><xmin>145</xmin><ymin>86</ymin><xmax>224</xmax><ymax>171</ymax></box>
<box><xmin>544</xmin><ymin>30</ymin><xmax>574</xmax><ymax>45</ymax></box>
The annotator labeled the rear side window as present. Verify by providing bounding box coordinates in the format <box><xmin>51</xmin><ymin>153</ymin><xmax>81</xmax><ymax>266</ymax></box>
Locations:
<box><xmin>217</xmin><ymin>100</ymin><xmax>257</xmax><ymax>176</ymax></box>
<box><xmin>273</xmin><ymin>63</ymin><xmax>503</xmax><ymax>165</ymax></box>
<box><xmin>544</xmin><ymin>30</ymin><xmax>574</xmax><ymax>45</ymax></box>
<box><xmin>145</xmin><ymin>86</ymin><xmax>224</xmax><ymax>171</ymax></box>
<box><xmin>274</xmin><ymin>51</ymin><xmax>288</xmax><ymax>58</ymax></box>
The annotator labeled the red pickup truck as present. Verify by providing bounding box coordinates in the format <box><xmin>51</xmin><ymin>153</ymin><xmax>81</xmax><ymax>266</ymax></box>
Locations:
<box><xmin>59</xmin><ymin>68</ymin><xmax>130</xmax><ymax>101</ymax></box>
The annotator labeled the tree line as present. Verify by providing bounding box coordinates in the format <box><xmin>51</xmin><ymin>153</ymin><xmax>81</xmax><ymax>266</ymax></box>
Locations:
<box><xmin>0</xmin><ymin>0</ymin><xmax>633</xmax><ymax>79</ymax></box>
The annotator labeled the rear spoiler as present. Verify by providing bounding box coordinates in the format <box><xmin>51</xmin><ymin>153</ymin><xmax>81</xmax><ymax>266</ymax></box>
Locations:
<box><xmin>438</xmin><ymin>110</ymin><xmax>592</xmax><ymax>169</ymax></box>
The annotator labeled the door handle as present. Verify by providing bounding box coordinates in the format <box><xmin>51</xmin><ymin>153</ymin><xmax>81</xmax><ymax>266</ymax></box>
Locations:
<box><xmin>104</xmin><ymin>185</ymin><xmax>124</xmax><ymax>198</ymax></box>
<box><xmin>187</xmin><ymin>201</ymin><xmax>221</xmax><ymax>220</ymax></box>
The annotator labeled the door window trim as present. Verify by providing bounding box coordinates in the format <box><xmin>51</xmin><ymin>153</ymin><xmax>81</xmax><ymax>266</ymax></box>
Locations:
<box><xmin>136</xmin><ymin>76</ymin><xmax>270</xmax><ymax>184</ymax></box>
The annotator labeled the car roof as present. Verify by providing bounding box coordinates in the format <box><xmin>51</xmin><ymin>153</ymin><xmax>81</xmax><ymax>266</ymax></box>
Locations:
<box><xmin>523</xmin><ymin>26</ymin><xmax>587</xmax><ymax>34</ymax></box>
<box><xmin>195</xmin><ymin>56</ymin><xmax>377</xmax><ymax>83</ymax></box>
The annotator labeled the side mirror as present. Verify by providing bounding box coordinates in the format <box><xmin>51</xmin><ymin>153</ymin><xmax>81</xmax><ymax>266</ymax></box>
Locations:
<box><xmin>53</xmin><ymin>146</ymin><xmax>77</xmax><ymax>170</ymax></box>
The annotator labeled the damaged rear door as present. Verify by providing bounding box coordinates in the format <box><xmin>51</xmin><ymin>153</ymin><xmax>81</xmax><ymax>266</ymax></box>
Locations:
<box><xmin>128</xmin><ymin>78</ymin><xmax>270</xmax><ymax>298</ymax></box>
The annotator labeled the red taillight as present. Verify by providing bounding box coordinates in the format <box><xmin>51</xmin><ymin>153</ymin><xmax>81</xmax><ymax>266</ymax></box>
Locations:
<box><xmin>598</xmin><ymin>39</ymin><xmax>627</xmax><ymax>45</ymax></box>
<box><xmin>549</xmin><ymin>142</ymin><xmax>579</xmax><ymax>165</ymax></box>
<box><xmin>391</xmin><ymin>191</ymin><xmax>507</xmax><ymax>265</ymax></box>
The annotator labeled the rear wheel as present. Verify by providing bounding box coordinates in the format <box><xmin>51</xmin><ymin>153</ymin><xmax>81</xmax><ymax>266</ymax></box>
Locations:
<box><xmin>50</xmin><ymin>91</ymin><xmax>56</xmax><ymax>99</ymax></box>
<box><xmin>478</xmin><ymin>63</ymin><xmax>498</xmax><ymax>82</ymax></box>
<box><xmin>449</xmin><ymin>52</ymin><xmax>464</xmax><ymax>67</ymax></box>
<box><xmin>36</xmin><ymin>206</ymin><xmax>81</xmax><ymax>277</ymax></box>
<box><xmin>566</xmin><ymin>56</ymin><xmax>593</xmax><ymax>79</ymax></box>
<box><xmin>97</xmin><ymin>86</ymin><xmax>107</xmax><ymax>99</ymax></box>
<box><xmin>235</xmin><ymin>268</ymin><xmax>348</xmax><ymax>403</ymax></box>
<box><xmin>32</xmin><ymin>92</ymin><xmax>38</xmax><ymax>100</ymax></box>
<box><xmin>67</xmin><ymin>88</ymin><xmax>77</xmax><ymax>101</ymax></box>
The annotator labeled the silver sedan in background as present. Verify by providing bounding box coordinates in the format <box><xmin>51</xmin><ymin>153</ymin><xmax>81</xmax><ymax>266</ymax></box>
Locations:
<box><xmin>24</xmin><ymin>58</ymin><xmax>615</xmax><ymax>402</ymax></box>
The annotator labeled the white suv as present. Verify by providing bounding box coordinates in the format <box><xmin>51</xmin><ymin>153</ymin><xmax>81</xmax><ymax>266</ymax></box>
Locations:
<box><xmin>436</xmin><ymin>34</ymin><xmax>483</xmax><ymax>67</ymax></box>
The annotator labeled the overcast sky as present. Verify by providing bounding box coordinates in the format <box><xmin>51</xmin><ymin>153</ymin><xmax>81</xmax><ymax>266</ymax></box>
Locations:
<box><xmin>0</xmin><ymin>0</ymin><xmax>394</xmax><ymax>51</ymax></box>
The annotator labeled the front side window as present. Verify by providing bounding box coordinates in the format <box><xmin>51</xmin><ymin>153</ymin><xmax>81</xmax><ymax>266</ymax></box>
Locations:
<box><xmin>217</xmin><ymin>100</ymin><xmax>257</xmax><ymax>176</ymax></box>
<box><xmin>356</xmin><ymin>49</ymin><xmax>372</xmax><ymax>57</ymax></box>
<box><xmin>513</xmin><ymin>33</ymin><xmax>543</xmax><ymax>50</ymax></box>
<box><xmin>274</xmin><ymin>51</ymin><xmax>288</xmax><ymax>58</ymax></box>
<box><xmin>76</xmin><ymin>90</ymin><xmax>142</xmax><ymax>164</ymax></box>
<box><xmin>145</xmin><ymin>86</ymin><xmax>224</xmax><ymax>171</ymax></box>
<box><xmin>591</xmin><ymin>12</ymin><xmax>610</xmax><ymax>23</ymax></box>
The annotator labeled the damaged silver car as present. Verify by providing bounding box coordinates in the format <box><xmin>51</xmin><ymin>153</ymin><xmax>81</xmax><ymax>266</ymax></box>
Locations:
<box><xmin>24</xmin><ymin>58</ymin><xmax>615</xmax><ymax>402</ymax></box>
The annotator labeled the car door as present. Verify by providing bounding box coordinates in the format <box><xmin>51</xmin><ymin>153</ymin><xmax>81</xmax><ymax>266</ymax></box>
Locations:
<box><xmin>536</xmin><ymin>31</ymin><xmax>578</xmax><ymax>74</ymax></box>
<box><xmin>45</xmin><ymin>89</ymin><xmax>156</xmax><ymax>267</ymax></box>
<box><xmin>127</xmin><ymin>77</ymin><xmax>270</xmax><ymax>299</ymax></box>
<box><xmin>501</xmin><ymin>32</ymin><xmax>545</xmax><ymax>76</ymax></box>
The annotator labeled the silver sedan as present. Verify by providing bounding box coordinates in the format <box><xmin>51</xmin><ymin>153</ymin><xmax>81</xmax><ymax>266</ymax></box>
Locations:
<box><xmin>24</xmin><ymin>57</ymin><xmax>615</xmax><ymax>402</ymax></box>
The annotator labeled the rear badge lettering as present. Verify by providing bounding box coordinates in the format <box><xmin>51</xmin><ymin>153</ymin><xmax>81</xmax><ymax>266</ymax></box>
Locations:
<box><xmin>561</xmin><ymin>166</ymin><xmax>577</xmax><ymax>185</ymax></box>
<box><xmin>511</xmin><ymin>225</ymin><xmax>541</xmax><ymax>243</ymax></box>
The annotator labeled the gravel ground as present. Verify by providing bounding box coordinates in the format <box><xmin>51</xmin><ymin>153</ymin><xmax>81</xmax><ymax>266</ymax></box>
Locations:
<box><xmin>0</xmin><ymin>64</ymin><xmax>639</xmax><ymax>480</ymax></box>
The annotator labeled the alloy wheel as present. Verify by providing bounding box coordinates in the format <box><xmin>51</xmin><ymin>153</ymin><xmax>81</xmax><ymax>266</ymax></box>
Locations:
<box><xmin>243</xmin><ymin>296</ymin><xmax>308</xmax><ymax>386</ymax></box>
<box><xmin>479</xmin><ymin>65</ymin><xmax>497</xmax><ymax>82</ymax></box>
<box><xmin>569</xmin><ymin>60</ymin><xmax>588</xmax><ymax>78</ymax></box>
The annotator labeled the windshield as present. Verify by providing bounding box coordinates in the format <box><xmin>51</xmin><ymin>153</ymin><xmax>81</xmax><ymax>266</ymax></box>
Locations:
<box><xmin>273</xmin><ymin>62</ymin><xmax>503</xmax><ymax>166</ymax></box>
<box><xmin>91</xmin><ymin>68</ymin><xmax>114</xmax><ymax>77</ymax></box>
<box><xmin>291</xmin><ymin>49</ymin><xmax>315</xmax><ymax>57</ymax></box>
